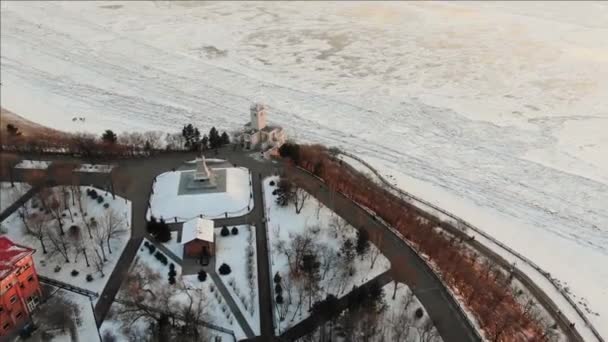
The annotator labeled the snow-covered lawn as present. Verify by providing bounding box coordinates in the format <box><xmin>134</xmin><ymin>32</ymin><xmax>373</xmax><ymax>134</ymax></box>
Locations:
<box><xmin>75</xmin><ymin>164</ymin><xmax>115</xmax><ymax>173</ymax></box>
<box><xmin>147</xmin><ymin>167</ymin><xmax>252</xmax><ymax>221</ymax></box>
<box><xmin>100</xmin><ymin>239</ymin><xmax>244</xmax><ymax>341</ymax></box>
<box><xmin>264</xmin><ymin>176</ymin><xmax>391</xmax><ymax>334</ymax></box>
<box><xmin>183</xmin><ymin>274</ymin><xmax>246</xmax><ymax>341</ymax></box>
<box><xmin>33</xmin><ymin>288</ymin><xmax>100</xmax><ymax>342</ymax></box>
<box><xmin>215</xmin><ymin>224</ymin><xmax>259</xmax><ymax>335</ymax></box>
<box><xmin>378</xmin><ymin>281</ymin><xmax>442</xmax><ymax>342</ymax></box>
<box><xmin>0</xmin><ymin>181</ymin><xmax>30</xmax><ymax>212</ymax></box>
<box><xmin>2</xmin><ymin>186</ymin><xmax>131</xmax><ymax>296</ymax></box>
<box><xmin>162</xmin><ymin>231</ymin><xmax>183</xmax><ymax>259</ymax></box>
<box><xmin>14</xmin><ymin>159</ymin><xmax>51</xmax><ymax>169</ymax></box>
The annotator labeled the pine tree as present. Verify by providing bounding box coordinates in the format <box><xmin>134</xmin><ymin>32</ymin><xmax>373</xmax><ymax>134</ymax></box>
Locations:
<box><xmin>101</xmin><ymin>130</ymin><xmax>117</xmax><ymax>144</ymax></box>
<box><xmin>356</xmin><ymin>229</ymin><xmax>370</xmax><ymax>256</ymax></box>
<box><xmin>201</xmin><ymin>135</ymin><xmax>209</xmax><ymax>150</ymax></box>
<box><xmin>182</xmin><ymin>124</ymin><xmax>201</xmax><ymax>151</ymax></box>
<box><xmin>220</xmin><ymin>131</ymin><xmax>230</xmax><ymax>146</ymax></box>
<box><xmin>209</xmin><ymin>127</ymin><xmax>220</xmax><ymax>149</ymax></box>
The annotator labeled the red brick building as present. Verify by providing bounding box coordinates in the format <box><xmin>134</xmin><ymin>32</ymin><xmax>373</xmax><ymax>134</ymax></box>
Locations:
<box><xmin>0</xmin><ymin>236</ymin><xmax>42</xmax><ymax>337</ymax></box>
<box><xmin>181</xmin><ymin>218</ymin><xmax>215</xmax><ymax>258</ymax></box>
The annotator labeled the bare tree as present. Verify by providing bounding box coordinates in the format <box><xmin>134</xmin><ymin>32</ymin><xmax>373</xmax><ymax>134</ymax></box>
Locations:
<box><xmin>34</xmin><ymin>291</ymin><xmax>81</xmax><ymax>341</ymax></box>
<box><xmin>113</xmin><ymin>264</ymin><xmax>210</xmax><ymax>341</ymax></box>
<box><xmin>318</xmin><ymin>243</ymin><xmax>336</xmax><ymax>281</ymax></box>
<box><xmin>100</xmin><ymin>209</ymin><xmax>126</xmax><ymax>254</ymax></box>
<box><xmin>418</xmin><ymin>318</ymin><xmax>440</xmax><ymax>342</ymax></box>
<box><xmin>179</xmin><ymin>287</ymin><xmax>210</xmax><ymax>341</ymax></box>
<box><xmin>68</xmin><ymin>225</ymin><xmax>90</xmax><ymax>267</ymax></box>
<box><xmin>293</xmin><ymin>187</ymin><xmax>310</xmax><ymax>214</ymax></box>
<box><xmin>23</xmin><ymin>211</ymin><xmax>48</xmax><ymax>254</ymax></box>
<box><xmin>92</xmin><ymin>220</ymin><xmax>108</xmax><ymax>262</ymax></box>
<box><xmin>93</xmin><ymin>247</ymin><xmax>106</xmax><ymax>277</ymax></box>
<box><xmin>0</xmin><ymin>153</ymin><xmax>19</xmax><ymax>187</ymax></box>
<box><xmin>47</xmin><ymin>227</ymin><xmax>71</xmax><ymax>263</ymax></box>
<box><xmin>142</xmin><ymin>131</ymin><xmax>164</xmax><ymax>150</ymax></box>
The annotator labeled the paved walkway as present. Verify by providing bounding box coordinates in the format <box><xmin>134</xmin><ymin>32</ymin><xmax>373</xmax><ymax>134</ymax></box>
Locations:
<box><xmin>0</xmin><ymin>184</ymin><xmax>42</xmax><ymax>221</ymax></box>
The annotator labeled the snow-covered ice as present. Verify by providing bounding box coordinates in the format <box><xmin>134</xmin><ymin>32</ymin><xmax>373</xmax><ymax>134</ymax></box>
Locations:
<box><xmin>1</xmin><ymin>1</ymin><xmax>607</xmax><ymax>336</ymax></box>
<box><xmin>147</xmin><ymin>167</ymin><xmax>252</xmax><ymax>221</ymax></box>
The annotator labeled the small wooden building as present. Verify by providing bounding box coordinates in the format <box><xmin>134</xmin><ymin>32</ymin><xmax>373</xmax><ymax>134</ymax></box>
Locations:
<box><xmin>182</xmin><ymin>218</ymin><xmax>215</xmax><ymax>258</ymax></box>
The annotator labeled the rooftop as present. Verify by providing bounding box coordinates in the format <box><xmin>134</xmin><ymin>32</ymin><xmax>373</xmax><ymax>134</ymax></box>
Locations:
<box><xmin>0</xmin><ymin>236</ymin><xmax>34</xmax><ymax>279</ymax></box>
<box><xmin>261</xmin><ymin>125</ymin><xmax>283</xmax><ymax>133</ymax></box>
<box><xmin>181</xmin><ymin>218</ymin><xmax>215</xmax><ymax>244</ymax></box>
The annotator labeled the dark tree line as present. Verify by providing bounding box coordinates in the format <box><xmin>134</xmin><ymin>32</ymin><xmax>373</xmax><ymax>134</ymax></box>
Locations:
<box><xmin>181</xmin><ymin>125</ymin><xmax>230</xmax><ymax>151</ymax></box>
<box><xmin>147</xmin><ymin>216</ymin><xmax>171</xmax><ymax>242</ymax></box>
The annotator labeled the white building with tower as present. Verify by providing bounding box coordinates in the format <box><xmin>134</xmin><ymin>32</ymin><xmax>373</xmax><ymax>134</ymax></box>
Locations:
<box><xmin>239</xmin><ymin>103</ymin><xmax>286</xmax><ymax>158</ymax></box>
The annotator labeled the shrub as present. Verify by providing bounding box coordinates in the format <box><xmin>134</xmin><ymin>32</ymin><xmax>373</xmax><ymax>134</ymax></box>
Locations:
<box><xmin>168</xmin><ymin>269</ymin><xmax>177</xmax><ymax>278</ymax></box>
<box><xmin>148</xmin><ymin>244</ymin><xmax>156</xmax><ymax>254</ymax></box>
<box><xmin>269</xmin><ymin>180</ymin><xmax>275</xmax><ymax>186</ymax></box>
<box><xmin>144</xmin><ymin>241</ymin><xmax>149</xmax><ymax>247</ymax></box>
<box><xmin>97</xmin><ymin>196</ymin><xmax>104</xmax><ymax>204</ymax></box>
<box><xmin>198</xmin><ymin>270</ymin><xmax>207</xmax><ymax>282</ymax></box>
<box><xmin>86</xmin><ymin>274</ymin><xmax>93</xmax><ymax>282</ymax></box>
<box><xmin>415</xmin><ymin>308</ymin><xmax>424</xmax><ymax>319</ymax></box>
<box><xmin>169</xmin><ymin>263</ymin><xmax>175</xmax><ymax>270</ymax></box>
<box><xmin>89</xmin><ymin>190</ymin><xmax>98</xmax><ymax>199</ymax></box>
<box><xmin>221</xmin><ymin>226</ymin><xmax>230</xmax><ymax>237</ymax></box>
<box><xmin>276</xmin><ymin>294</ymin><xmax>284</xmax><ymax>304</ymax></box>
<box><xmin>71</xmin><ymin>270</ymin><xmax>79</xmax><ymax>277</ymax></box>
<box><xmin>218</xmin><ymin>263</ymin><xmax>231</xmax><ymax>275</ymax></box>
<box><xmin>231</xmin><ymin>227</ymin><xmax>238</xmax><ymax>235</ymax></box>
<box><xmin>54</xmin><ymin>266</ymin><xmax>61</xmax><ymax>273</ymax></box>
<box><xmin>103</xmin><ymin>203</ymin><xmax>110</xmax><ymax>209</ymax></box>
<box><xmin>169</xmin><ymin>276</ymin><xmax>176</xmax><ymax>285</ymax></box>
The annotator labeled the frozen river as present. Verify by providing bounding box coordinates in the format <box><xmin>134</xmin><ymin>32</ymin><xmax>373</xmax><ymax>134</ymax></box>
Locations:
<box><xmin>1</xmin><ymin>1</ymin><xmax>607</xmax><ymax>335</ymax></box>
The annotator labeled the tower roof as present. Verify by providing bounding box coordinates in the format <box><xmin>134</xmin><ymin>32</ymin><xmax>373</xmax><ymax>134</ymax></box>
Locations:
<box><xmin>0</xmin><ymin>236</ymin><xmax>34</xmax><ymax>280</ymax></box>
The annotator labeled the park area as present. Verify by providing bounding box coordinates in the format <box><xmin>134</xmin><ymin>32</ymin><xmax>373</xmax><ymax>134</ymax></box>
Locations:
<box><xmin>263</xmin><ymin>176</ymin><xmax>391</xmax><ymax>334</ymax></box>
<box><xmin>1</xmin><ymin>183</ymin><xmax>131</xmax><ymax>295</ymax></box>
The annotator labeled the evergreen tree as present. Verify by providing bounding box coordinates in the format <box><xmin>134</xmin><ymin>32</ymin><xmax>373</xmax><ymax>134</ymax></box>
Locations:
<box><xmin>147</xmin><ymin>216</ymin><xmax>160</xmax><ymax>235</ymax></box>
<box><xmin>201</xmin><ymin>135</ymin><xmax>209</xmax><ymax>150</ymax></box>
<box><xmin>182</xmin><ymin>124</ymin><xmax>201</xmax><ymax>151</ymax></box>
<box><xmin>101</xmin><ymin>130</ymin><xmax>117</xmax><ymax>144</ymax></box>
<box><xmin>356</xmin><ymin>229</ymin><xmax>370</xmax><ymax>256</ymax></box>
<box><xmin>220</xmin><ymin>131</ymin><xmax>230</xmax><ymax>145</ymax></box>
<box><xmin>209</xmin><ymin>127</ymin><xmax>220</xmax><ymax>149</ymax></box>
<box><xmin>155</xmin><ymin>218</ymin><xmax>172</xmax><ymax>242</ymax></box>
